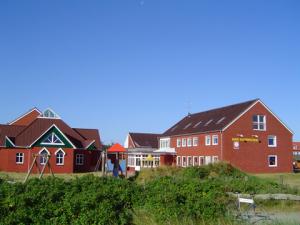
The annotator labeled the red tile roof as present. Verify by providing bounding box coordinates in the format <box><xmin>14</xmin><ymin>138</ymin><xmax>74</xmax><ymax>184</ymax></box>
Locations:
<box><xmin>163</xmin><ymin>99</ymin><xmax>258</xmax><ymax>136</ymax></box>
<box><xmin>0</xmin><ymin>124</ymin><xmax>26</xmax><ymax>146</ymax></box>
<box><xmin>74</xmin><ymin>128</ymin><xmax>102</xmax><ymax>149</ymax></box>
<box><xmin>129</xmin><ymin>132</ymin><xmax>161</xmax><ymax>149</ymax></box>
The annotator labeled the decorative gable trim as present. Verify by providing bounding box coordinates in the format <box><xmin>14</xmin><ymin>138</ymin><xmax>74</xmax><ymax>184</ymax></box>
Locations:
<box><xmin>85</xmin><ymin>140</ymin><xmax>96</xmax><ymax>150</ymax></box>
<box><xmin>30</xmin><ymin>124</ymin><xmax>76</xmax><ymax>149</ymax></box>
<box><xmin>5</xmin><ymin>136</ymin><xmax>15</xmax><ymax>148</ymax></box>
<box><xmin>222</xmin><ymin>99</ymin><xmax>293</xmax><ymax>134</ymax></box>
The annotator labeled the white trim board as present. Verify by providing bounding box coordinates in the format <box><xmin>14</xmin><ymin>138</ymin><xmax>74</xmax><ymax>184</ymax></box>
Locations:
<box><xmin>222</xmin><ymin>99</ymin><xmax>293</xmax><ymax>134</ymax></box>
<box><xmin>29</xmin><ymin>124</ymin><xmax>76</xmax><ymax>149</ymax></box>
<box><xmin>8</xmin><ymin>108</ymin><xmax>41</xmax><ymax>125</ymax></box>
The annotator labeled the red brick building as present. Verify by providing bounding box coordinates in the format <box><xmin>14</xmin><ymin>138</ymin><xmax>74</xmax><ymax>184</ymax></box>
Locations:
<box><xmin>158</xmin><ymin>99</ymin><xmax>293</xmax><ymax>173</ymax></box>
<box><xmin>0</xmin><ymin>108</ymin><xmax>102</xmax><ymax>173</ymax></box>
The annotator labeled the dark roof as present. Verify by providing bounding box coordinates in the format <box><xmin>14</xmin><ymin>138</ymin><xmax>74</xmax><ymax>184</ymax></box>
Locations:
<box><xmin>0</xmin><ymin>124</ymin><xmax>26</xmax><ymax>146</ymax></box>
<box><xmin>73</xmin><ymin>128</ymin><xmax>102</xmax><ymax>149</ymax></box>
<box><xmin>163</xmin><ymin>99</ymin><xmax>258</xmax><ymax>137</ymax></box>
<box><xmin>129</xmin><ymin>132</ymin><xmax>161</xmax><ymax>149</ymax></box>
<box><xmin>14</xmin><ymin>118</ymin><xmax>86</xmax><ymax>148</ymax></box>
<box><xmin>1</xmin><ymin>112</ymin><xmax>102</xmax><ymax>150</ymax></box>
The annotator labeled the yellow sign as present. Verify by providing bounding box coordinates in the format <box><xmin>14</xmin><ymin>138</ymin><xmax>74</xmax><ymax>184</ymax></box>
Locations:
<box><xmin>232</xmin><ymin>137</ymin><xmax>259</xmax><ymax>143</ymax></box>
<box><xmin>145</xmin><ymin>155</ymin><xmax>154</xmax><ymax>161</ymax></box>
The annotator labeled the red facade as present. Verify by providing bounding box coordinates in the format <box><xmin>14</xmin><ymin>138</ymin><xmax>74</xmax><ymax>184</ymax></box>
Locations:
<box><xmin>160</xmin><ymin>100</ymin><xmax>293</xmax><ymax>173</ymax></box>
<box><xmin>0</xmin><ymin>108</ymin><xmax>102</xmax><ymax>174</ymax></box>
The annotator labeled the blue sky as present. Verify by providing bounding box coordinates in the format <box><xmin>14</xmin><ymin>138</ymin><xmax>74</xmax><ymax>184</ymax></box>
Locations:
<box><xmin>0</xmin><ymin>0</ymin><xmax>299</xmax><ymax>144</ymax></box>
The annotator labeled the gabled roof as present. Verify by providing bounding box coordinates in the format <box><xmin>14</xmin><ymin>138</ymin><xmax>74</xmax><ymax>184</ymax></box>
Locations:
<box><xmin>107</xmin><ymin>143</ymin><xmax>126</xmax><ymax>153</ymax></box>
<box><xmin>163</xmin><ymin>99</ymin><xmax>258</xmax><ymax>136</ymax></box>
<box><xmin>9</xmin><ymin>108</ymin><xmax>41</xmax><ymax>126</ymax></box>
<box><xmin>0</xmin><ymin>124</ymin><xmax>26</xmax><ymax>146</ymax></box>
<box><xmin>129</xmin><ymin>132</ymin><xmax>161</xmax><ymax>149</ymax></box>
<box><xmin>1</xmin><ymin>108</ymin><xmax>102</xmax><ymax>150</ymax></box>
<box><xmin>73</xmin><ymin>128</ymin><xmax>102</xmax><ymax>149</ymax></box>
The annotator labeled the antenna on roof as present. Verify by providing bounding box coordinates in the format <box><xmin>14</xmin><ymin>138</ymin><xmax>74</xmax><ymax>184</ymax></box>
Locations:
<box><xmin>186</xmin><ymin>100</ymin><xmax>192</xmax><ymax>116</ymax></box>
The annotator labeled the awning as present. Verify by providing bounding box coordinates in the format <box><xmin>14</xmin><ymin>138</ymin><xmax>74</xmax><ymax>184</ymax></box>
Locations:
<box><xmin>107</xmin><ymin>143</ymin><xmax>126</xmax><ymax>153</ymax></box>
<box><xmin>154</xmin><ymin>148</ymin><xmax>176</xmax><ymax>154</ymax></box>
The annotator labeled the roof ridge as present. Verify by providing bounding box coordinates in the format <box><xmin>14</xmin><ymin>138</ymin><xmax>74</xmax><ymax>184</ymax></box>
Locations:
<box><xmin>190</xmin><ymin>99</ymin><xmax>259</xmax><ymax>117</ymax></box>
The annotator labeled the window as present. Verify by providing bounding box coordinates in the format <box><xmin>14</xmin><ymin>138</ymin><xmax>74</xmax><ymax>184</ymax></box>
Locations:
<box><xmin>205</xmin><ymin>119</ymin><xmax>213</xmax><ymax>126</ymax></box>
<box><xmin>253</xmin><ymin>115</ymin><xmax>266</xmax><ymax>131</ymax></box>
<box><xmin>177</xmin><ymin>138</ymin><xmax>181</xmax><ymax>147</ymax></box>
<box><xmin>39</xmin><ymin>149</ymin><xmax>49</xmax><ymax>165</ymax></box>
<box><xmin>212</xmin><ymin>156</ymin><xmax>218</xmax><ymax>163</ymax></box>
<box><xmin>193</xmin><ymin>137</ymin><xmax>198</xmax><ymax>146</ymax></box>
<box><xmin>293</xmin><ymin>145</ymin><xmax>298</xmax><ymax>150</ymax></box>
<box><xmin>216</xmin><ymin>117</ymin><xmax>226</xmax><ymax>124</ymax></box>
<box><xmin>187</xmin><ymin>138</ymin><xmax>192</xmax><ymax>147</ymax></box>
<box><xmin>205</xmin><ymin>135</ymin><xmax>211</xmax><ymax>146</ymax></box>
<box><xmin>212</xmin><ymin>135</ymin><xmax>218</xmax><ymax>145</ymax></box>
<box><xmin>76</xmin><ymin>154</ymin><xmax>84</xmax><ymax>165</ymax></box>
<box><xmin>177</xmin><ymin>156</ymin><xmax>181</xmax><ymax>166</ymax></box>
<box><xmin>205</xmin><ymin>156</ymin><xmax>211</xmax><ymax>165</ymax></box>
<box><xmin>268</xmin><ymin>135</ymin><xmax>277</xmax><ymax>147</ymax></box>
<box><xmin>193</xmin><ymin>156</ymin><xmax>199</xmax><ymax>166</ymax></box>
<box><xmin>182</xmin><ymin>156</ymin><xmax>187</xmax><ymax>167</ymax></box>
<box><xmin>41</xmin><ymin>132</ymin><xmax>64</xmax><ymax>145</ymax></box>
<box><xmin>199</xmin><ymin>156</ymin><xmax>205</xmax><ymax>165</ymax></box>
<box><xmin>182</xmin><ymin>138</ymin><xmax>187</xmax><ymax>147</ymax></box>
<box><xmin>128</xmin><ymin>155</ymin><xmax>135</xmax><ymax>167</ymax></box>
<box><xmin>136</xmin><ymin>157</ymin><xmax>141</xmax><ymax>166</ymax></box>
<box><xmin>16</xmin><ymin>153</ymin><xmax>24</xmax><ymax>164</ymax></box>
<box><xmin>40</xmin><ymin>109</ymin><xmax>60</xmax><ymax>118</ymax></box>
<box><xmin>187</xmin><ymin>156</ymin><xmax>192</xmax><ymax>166</ymax></box>
<box><xmin>268</xmin><ymin>155</ymin><xmax>277</xmax><ymax>167</ymax></box>
<box><xmin>184</xmin><ymin>123</ymin><xmax>192</xmax><ymax>130</ymax></box>
<box><xmin>55</xmin><ymin>149</ymin><xmax>65</xmax><ymax>165</ymax></box>
<box><xmin>193</xmin><ymin>121</ymin><xmax>202</xmax><ymax>128</ymax></box>
<box><xmin>160</xmin><ymin>138</ymin><xmax>170</xmax><ymax>149</ymax></box>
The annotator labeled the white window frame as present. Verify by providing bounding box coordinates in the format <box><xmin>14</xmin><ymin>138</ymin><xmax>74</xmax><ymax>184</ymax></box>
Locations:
<box><xmin>76</xmin><ymin>154</ymin><xmax>84</xmax><ymax>165</ymax></box>
<box><xmin>253</xmin><ymin>115</ymin><xmax>266</xmax><ymax>131</ymax></box>
<box><xmin>16</xmin><ymin>153</ymin><xmax>24</xmax><ymax>164</ymax></box>
<box><xmin>212</xmin><ymin>156</ymin><xmax>218</xmax><ymax>163</ymax></box>
<box><xmin>187</xmin><ymin>138</ymin><xmax>192</xmax><ymax>147</ymax></box>
<box><xmin>41</xmin><ymin>132</ymin><xmax>64</xmax><ymax>146</ymax></box>
<box><xmin>193</xmin><ymin>137</ymin><xmax>198</xmax><ymax>146</ymax></box>
<box><xmin>160</xmin><ymin>138</ymin><xmax>170</xmax><ymax>149</ymax></box>
<box><xmin>268</xmin><ymin>155</ymin><xmax>277</xmax><ymax>167</ymax></box>
<box><xmin>187</xmin><ymin>156</ymin><xmax>192</xmax><ymax>167</ymax></box>
<box><xmin>39</xmin><ymin>148</ymin><xmax>50</xmax><ymax>165</ymax></box>
<box><xmin>205</xmin><ymin>156</ymin><xmax>211</xmax><ymax>165</ymax></box>
<box><xmin>212</xmin><ymin>135</ymin><xmax>218</xmax><ymax>145</ymax></box>
<box><xmin>193</xmin><ymin>156</ymin><xmax>199</xmax><ymax>166</ymax></box>
<box><xmin>176</xmin><ymin>156</ymin><xmax>181</xmax><ymax>167</ymax></box>
<box><xmin>177</xmin><ymin>138</ymin><xmax>181</xmax><ymax>147</ymax></box>
<box><xmin>268</xmin><ymin>135</ymin><xmax>277</xmax><ymax>147</ymax></box>
<box><xmin>182</xmin><ymin>156</ymin><xmax>187</xmax><ymax>167</ymax></box>
<box><xmin>182</xmin><ymin>138</ymin><xmax>187</xmax><ymax>147</ymax></box>
<box><xmin>205</xmin><ymin>135</ymin><xmax>211</xmax><ymax>146</ymax></box>
<box><xmin>199</xmin><ymin>156</ymin><xmax>205</xmax><ymax>165</ymax></box>
<box><xmin>55</xmin><ymin>148</ymin><xmax>65</xmax><ymax>165</ymax></box>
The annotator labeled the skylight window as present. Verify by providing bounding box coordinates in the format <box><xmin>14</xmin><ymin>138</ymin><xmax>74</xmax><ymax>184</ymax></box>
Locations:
<box><xmin>193</xmin><ymin>121</ymin><xmax>202</xmax><ymax>128</ymax></box>
<box><xmin>41</xmin><ymin>133</ymin><xmax>64</xmax><ymax>145</ymax></box>
<box><xmin>216</xmin><ymin>117</ymin><xmax>226</xmax><ymax>124</ymax></box>
<box><xmin>40</xmin><ymin>109</ymin><xmax>60</xmax><ymax>119</ymax></box>
<box><xmin>204</xmin><ymin>119</ymin><xmax>213</xmax><ymax>126</ymax></box>
<box><xmin>184</xmin><ymin>122</ymin><xmax>192</xmax><ymax>130</ymax></box>
<box><xmin>171</xmin><ymin>125</ymin><xmax>178</xmax><ymax>132</ymax></box>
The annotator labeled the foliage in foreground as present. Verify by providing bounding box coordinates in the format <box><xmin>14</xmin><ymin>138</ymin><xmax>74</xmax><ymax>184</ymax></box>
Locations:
<box><xmin>0</xmin><ymin>163</ymin><xmax>298</xmax><ymax>225</ymax></box>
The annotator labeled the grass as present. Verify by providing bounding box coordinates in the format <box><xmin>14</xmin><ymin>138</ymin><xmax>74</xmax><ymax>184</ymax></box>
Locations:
<box><xmin>253</xmin><ymin>173</ymin><xmax>300</xmax><ymax>190</ymax></box>
<box><xmin>0</xmin><ymin>171</ymin><xmax>104</xmax><ymax>182</ymax></box>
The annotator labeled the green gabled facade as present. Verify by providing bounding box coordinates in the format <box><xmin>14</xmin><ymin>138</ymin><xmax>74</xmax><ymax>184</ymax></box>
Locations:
<box><xmin>33</xmin><ymin>126</ymin><xmax>74</xmax><ymax>148</ymax></box>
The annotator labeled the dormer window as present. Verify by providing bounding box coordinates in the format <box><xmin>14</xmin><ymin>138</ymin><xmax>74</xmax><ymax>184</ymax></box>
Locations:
<box><xmin>253</xmin><ymin>115</ymin><xmax>266</xmax><ymax>131</ymax></box>
<box><xmin>40</xmin><ymin>109</ymin><xmax>60</xmax><ymax>119</ymax></box>
<box><xmin>41</xmin><ymin>133</ymin><xmax>64</xmax><ymax>145</ymax></box>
